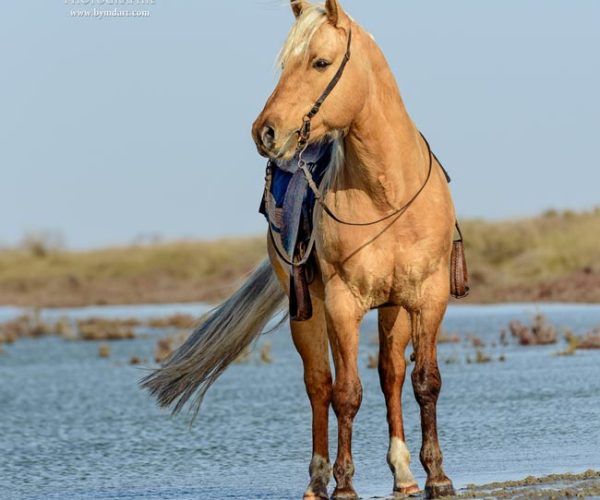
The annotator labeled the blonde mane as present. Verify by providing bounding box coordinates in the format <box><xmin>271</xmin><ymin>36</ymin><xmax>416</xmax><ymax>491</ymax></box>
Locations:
<box><xmin>277</xmin><ymin>3</ymin><xmax>347</xmax><ymax>193</ymax></box>
<box><xmin>277</xmin><ymin>4</ymin><xmax>328</xmax><ymax>68</ymax></box>
<box><xmin>320</xmin><ymin>136</ymin><xmax>344</xmax><ymax>196</ymax></box>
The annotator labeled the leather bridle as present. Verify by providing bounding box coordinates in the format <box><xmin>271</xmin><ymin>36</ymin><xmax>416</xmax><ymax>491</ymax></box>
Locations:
<box><xmin>295</xmin><ymin>29</ymin><xmax>353</xmax><ymax>158</ymax></box>
<box><xmin>263</xmin><ymin>27</ymin><xmax>355</xmax><ymax>268</ymax></box>
<box><xmin>266</xmin><ymin>24</ymin><xmax>460</xmax><ymax>265</ymax></box>
<box><xmin>263</xmin><ymin>22</ymin><xmax>469</xmax><ymax>299</ymax></box>
<box><xmin>290</xmin><ymin>26</ymin><xmax>440</xmax><ymax>229</ymax></box>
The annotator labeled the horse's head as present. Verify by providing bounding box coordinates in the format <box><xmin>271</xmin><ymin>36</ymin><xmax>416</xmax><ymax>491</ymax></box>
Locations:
<box><xmin>252</xmin><ymin>0</ymin><xmax>369</xmax><ymax>161</ymax></box>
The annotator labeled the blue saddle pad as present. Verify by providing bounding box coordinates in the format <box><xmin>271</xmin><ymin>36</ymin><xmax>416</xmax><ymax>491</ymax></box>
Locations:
<box><xmin>260</xmin><ymin>142</ymin><xmax>333</xmax><ymax>255</ymax></box>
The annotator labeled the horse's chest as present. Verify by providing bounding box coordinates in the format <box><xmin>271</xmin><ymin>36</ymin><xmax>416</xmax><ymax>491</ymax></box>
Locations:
<box><xmin>317</xmin><ymin>220</ymin><xmax>437</xmax><ymax>306</ymax></box>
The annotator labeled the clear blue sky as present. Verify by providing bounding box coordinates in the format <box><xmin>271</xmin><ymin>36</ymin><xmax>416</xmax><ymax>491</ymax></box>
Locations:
<box><xmin>1</xmin><ymin>1</ymin><xmax>599</xmax><ymax>249</ymax></box>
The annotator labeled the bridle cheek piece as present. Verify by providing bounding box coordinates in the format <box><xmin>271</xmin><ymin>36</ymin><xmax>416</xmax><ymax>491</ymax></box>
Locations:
<box><xmin>296</xmin><ymin>29</ymin><xmax>353</xmax><ymax>158</ymax></box>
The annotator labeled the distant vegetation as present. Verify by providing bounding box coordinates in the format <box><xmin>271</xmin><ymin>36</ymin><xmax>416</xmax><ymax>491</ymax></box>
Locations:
<box><xmin>0</xmin><ymin>208</ymin><xmax>599</xmax><ymax>307</ymax></box>
<box><xmin>462</xmin><ymin>207</ymin><xmax>600</xmax><ymax>302</ymax></box>
<box><xmin>0</xmin><ymin>238</ymin><xmax>265</xmax><ymax>307</ymax></box>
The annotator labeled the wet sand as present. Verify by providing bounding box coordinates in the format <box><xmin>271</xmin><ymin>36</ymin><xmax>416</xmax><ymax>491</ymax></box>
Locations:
<box><xmin>455</xmin><ymin>470</ymin><xmax>600</xmax><ymax>499</ymax></box>
<box><xmin>366</xmin><ymin>470</ymin><xmax>600</xmax><ymax>499</ymax></box>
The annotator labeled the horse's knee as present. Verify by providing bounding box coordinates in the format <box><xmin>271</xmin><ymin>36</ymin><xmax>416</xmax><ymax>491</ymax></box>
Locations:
<box><xmin>305</xmin><ymin>372</ymin><xmax>332</xmax><ymax>406</ymax></box>
<box><xmin>420</xmin><ymin>440</ymin><xmax>443</xmax><ymax>468</ymax></box>
<box><xmin>411</xmin><ymin>363</ymin><xmax>441</xmax><ymax>406</ymax></box>
<box><xmin>378</xmin><ymin>356</ymin><xmax>406</xmax><ymax>390</ymax></box>
<box><xmin>332</xmin><ymin>377</ymin><xmax>362</xmax><ymax>419</ymax></box>
<box><xmin>333</xmin><ymin>459</ymin><xmax>355</xmax><ymax>483</ymax></box>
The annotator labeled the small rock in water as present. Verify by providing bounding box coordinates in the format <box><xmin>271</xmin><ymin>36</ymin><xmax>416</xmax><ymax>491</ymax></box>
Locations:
<box><xmin>0</xmin><ymin>310</ymin><xmax>54</xmax><ymax>341</ymax></box>
<box><xmin>54</xmin><ymin>316</ymin><xmax>74</xmax><ymax>338</ymax></box>
<box><xmin>469</xmin><ymin>335</ymin><xmax>485</xmax><ymax>348</ymax></box>
<box><xmin>558</xmin><ymin>328</ymin><xmax>600</xmax><ymax>353</ymax></box>
<box><xmin>444</xmin><ymin>355</ymin><xmax>459</xmax><ymax>365</ymax></box>
<box><xmin>78</xmin><ymin>318</ymin><xmax>136</xmax><ymax>341</ymax></box>
<box><xmin>260</xmin><ymin>342</ymin><xmax>273</xmax><ymax>364</ymax></box>
<box><xmin>366</xmin><ymin>353</ymin><xmax>378</xmax><ymax>369</ymax></box>
<box><xmin>475</xmin><ymin>349</ymin><xmax>492</xmax><ymax>363</ymax></box>
<box><xmin>154</xmin><ymin>331</ymin><xmax>189</xmax><ymax>363</ymax></box>
<box><xmin>98</xmin><ymin>344</ymin><xmax>111</xmax><ymax>358</ymax></box>
<box><xmin>508</xmin><ymin>314</ymin><xmax>557</xmax><ymax>345</ymax></box>
<box><xmin>147</xmin><ymin>314</ymin><xmax>195</xmax><ymax>330</ymax></box>
<box><xmin>438</xmin><ymin>330</ymin><xmax>461</xmax><ymax>343</ymax></box>
<box><xmin>556</xmin><ymin>333</ymin><xmax>579</xmax><ymax>356</ymax></box>
<box><xmin>577</xmin><ymin>328</ymin><xmax>600</xmax><ymax>349</ymax></box>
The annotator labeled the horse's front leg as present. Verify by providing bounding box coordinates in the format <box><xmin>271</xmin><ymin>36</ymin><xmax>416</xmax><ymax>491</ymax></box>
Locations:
<box><xmin>291</xmin><ymin>297</ymin><xmax>333</xmax><ymax>500</ymax></box>
<box><xmin>324</xmin><ymin>280</ymin><xmax>365</xmax><ymax>500</ymax></box>
<box><xmin>268</xmin><ymin>238</ymin><xmax>332</xmax><ymax>499</ymax></box>
<box><xmin>378</xmin><ymin>307</ymin><xmax>419</xmax><ymax>496</ymax></box>
<box><xmin>410</xmin><ymin>300</ymin><xmax>455</xmax><ymax>499</ymax></box>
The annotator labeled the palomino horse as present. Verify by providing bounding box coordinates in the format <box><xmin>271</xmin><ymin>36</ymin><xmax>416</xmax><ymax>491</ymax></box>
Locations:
<box><xmin>143</xmin><ymin>1</ymin><xmax>457</xmax><ymax>498</ymax></box>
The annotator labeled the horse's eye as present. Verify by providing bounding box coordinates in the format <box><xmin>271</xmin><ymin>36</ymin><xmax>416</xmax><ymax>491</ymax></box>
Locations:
<box><xmin>313</xmin><ymin>58</ymin><xmax>332</xmax><ymax>71</ymax></box>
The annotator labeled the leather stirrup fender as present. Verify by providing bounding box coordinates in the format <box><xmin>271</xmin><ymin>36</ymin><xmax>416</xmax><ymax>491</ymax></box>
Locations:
<box><xmin>450</xmin><ymin>223</ymin><xmax>470</xmax><ymax>299</ymax></box>
<box><xmin>289</xmin><ymin>264</ymin><xmax>313</xmax><ymax>321</ymax></box>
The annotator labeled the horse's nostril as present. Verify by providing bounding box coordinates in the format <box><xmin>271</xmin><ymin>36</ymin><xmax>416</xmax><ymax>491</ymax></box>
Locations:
<box><xmin>261</xmin><ymin>124</ymin><xmax>276</xmax><ymax>150</ymax></box>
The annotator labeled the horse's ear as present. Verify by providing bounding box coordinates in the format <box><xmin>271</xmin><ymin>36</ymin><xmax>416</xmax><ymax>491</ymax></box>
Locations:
<box><xmin>290</xmin><ymin>0</ymin><xmax>308</xmax><ymax>18</ymax></box>
<box><xmin>325</xmin><ymin>0</ymin><xmax>344</xmax><ymax>26</ymax></box>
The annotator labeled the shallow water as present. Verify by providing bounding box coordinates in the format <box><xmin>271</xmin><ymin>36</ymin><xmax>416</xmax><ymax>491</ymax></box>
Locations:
<box><xmin>1</xmin><ymin>303</ymin><xmax>599</xmax><ymax>499</ymax></box>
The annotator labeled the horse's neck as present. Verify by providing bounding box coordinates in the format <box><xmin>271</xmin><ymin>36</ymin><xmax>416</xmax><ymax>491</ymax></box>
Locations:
<box><xmin>339</xmin><ymin>50</ymin><xmax>428</xmax><ymax>210</ymax></box>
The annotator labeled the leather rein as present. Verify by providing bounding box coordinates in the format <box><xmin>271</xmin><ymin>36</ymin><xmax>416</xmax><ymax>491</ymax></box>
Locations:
<box><xmin>266</xmin><ymin>26</ymin><xmax>453</xmax><ymax>267</ymax></box>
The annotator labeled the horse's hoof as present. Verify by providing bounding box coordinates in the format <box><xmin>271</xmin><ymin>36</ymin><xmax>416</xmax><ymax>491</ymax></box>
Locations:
<box><xmin>424</xmin><ymin>480</ymin><xmax>455</xmax><ymax>499</ymax></box>
<box><xmin>393</xmin><ymin>483</ymin><xmax>420</xmax><ymax>497</ymax></box>
<box><xmin>331</xmin><ymin>487</ymin><xmax>359</xmax><ymax>500</ymax></box>
<box><xmin>304</xmin><ymin>485</ymin><xmax>329</xmax><ymax>500</ymax></box>
<box><xmin>304</xmin><ymin>493</ymin><xmax>328</xmax><ymax>500</ymax></box>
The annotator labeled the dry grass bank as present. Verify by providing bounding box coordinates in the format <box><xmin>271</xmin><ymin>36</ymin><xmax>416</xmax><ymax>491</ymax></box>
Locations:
<box><xmin>1</xmin><ymin>208</ymin><xmax>599</xmax><ymax>308</ymax></box>
<box><xmin>462</xmin><ymin>207</ymin><xmax>600</xmax><ymax>303</ymax></box>
<box><xmin>0</xmin><ymin>238</ymin><xmax>265</xmax><ymax>307</ymax></box>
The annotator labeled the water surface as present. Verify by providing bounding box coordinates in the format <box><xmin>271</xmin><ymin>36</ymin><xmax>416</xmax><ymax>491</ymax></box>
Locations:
<box><xmin>1</xmin><ymin>303</ymin><xmax>599</xmax><ymax>499</ymax></box>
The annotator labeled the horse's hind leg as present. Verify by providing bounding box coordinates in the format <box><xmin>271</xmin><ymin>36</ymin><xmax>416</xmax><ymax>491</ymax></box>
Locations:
<box><xmin>410</xmin><ymin>299</ymin><xmax>455</xmax><ymax>499</ymax></box>
<box><xmin>291</xmin><ymin>297</ymin><xmax>333</xmax><ymax>500</ymax></box>
<box><xmin>378</xmin><ymin>307</ymin><xmax>419</xmax><ymax>496</ymax></box>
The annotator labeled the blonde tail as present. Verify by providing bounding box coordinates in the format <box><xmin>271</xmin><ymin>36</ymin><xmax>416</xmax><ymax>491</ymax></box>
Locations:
<box><xmin>141</xmin><ymin>259</ymin><xmax>285</xmax><ymax>417</ymax></box>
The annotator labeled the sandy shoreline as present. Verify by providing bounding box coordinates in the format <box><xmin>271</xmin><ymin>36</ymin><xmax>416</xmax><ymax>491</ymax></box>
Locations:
<box><xmin>455</xmin><ymin>470</ymin><xmax>600</xmax><ymax>499</ymax></box>
<box><xmin>364</xmin><ymin>470</ymin><xmax>600</xmax><ymax>498</ymax></box>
